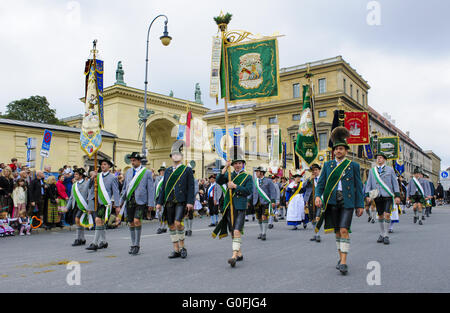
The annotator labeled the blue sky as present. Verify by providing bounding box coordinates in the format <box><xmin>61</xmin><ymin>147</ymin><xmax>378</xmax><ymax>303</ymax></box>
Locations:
<box><xmin>0</xmin><ymin>0</ymin><xmax>449</xmax><ymax>168</ymax></box>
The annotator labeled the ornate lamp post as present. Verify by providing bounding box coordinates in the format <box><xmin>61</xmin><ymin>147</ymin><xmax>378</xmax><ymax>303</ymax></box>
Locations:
<box><xmin>142</xmin><ymin>14</ymin><xmax>172</xmax><ymax>164</ymax></box>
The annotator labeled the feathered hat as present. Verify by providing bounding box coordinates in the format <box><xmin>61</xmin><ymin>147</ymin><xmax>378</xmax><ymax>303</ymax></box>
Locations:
<box><xmin>330</xmin><ymin>126</ymin><xmax>350</xmax><ymax>150</ymax></box>
<box><xmin>170</xmin><ymin>140</ymin><xmax>185</xmax><ymax>158</ymax></box>
<box><xmin>229</xmin><ymin>146</ymin><xmax>245</xmax><ymax>165</ymax></box>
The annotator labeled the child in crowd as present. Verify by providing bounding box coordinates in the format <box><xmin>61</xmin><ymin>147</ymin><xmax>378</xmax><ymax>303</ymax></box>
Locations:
<box><xmin>12</xmin><ymin>178</ymin><xmax>27</xmax><ymax>218</ymax></box>
<box><xmin>0</xmin><ymin>211</ymin><xmax>15</xmax><ymax>236</ymax></box>
<box><xmin>18</xmin><ymin>210</ymin><xmax>31</xmax><ymax>236</ymax></box>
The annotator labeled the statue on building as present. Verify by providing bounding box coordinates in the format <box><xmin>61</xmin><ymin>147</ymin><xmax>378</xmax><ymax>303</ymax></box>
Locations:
<box><xmin>169</xmin><ymin>90</ymin><xmax>174</xmax><ymax>97</ymax></box>
<box><xmin>115</xmin><ymin>61</ymin><xmax>126</xmax><ymax>86</ymax></box>
<box><xmin>195</xmin><ymin>83</ymin><xmax>203</xmax><ymax>104</ymax></box>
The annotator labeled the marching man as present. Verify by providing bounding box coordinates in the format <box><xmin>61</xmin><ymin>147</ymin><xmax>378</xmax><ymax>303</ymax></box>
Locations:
<box><xmin>213</xmin><ymin>146</ymin><xmax>253</xmax><ymax>268</ymax></box>
<box><xmin>315</xmin><ymin>127</ymin><xmax>364</xmax><ymax>275</ymax></box>
<box><xmin>407</xmin><ymin>168</ymin><xmax>432</xmax><ymax>225</ymax></box>
<box><xmin>252</xmin><ymin>166</ymin><xmax>278</xmax><ymax>241</ymax></box>
<box><xmin>364</xmin><ymin>152</ymin><xmax>401</xmax><ymax>245</ymax></box>
<box><xmin>66</xmin><ymin>168</ymin><xmax>90</xmax><ymax>247</ymax></box>
<box><xmin>156</xmin><ymin>140</ymin><xmax>195</xmax><ymax>259</ymax></box>
<box><xmin>86</xmin><ymin>159</ymin><xmax>120</xmax><ymax>251</ymax></box>
<box><xmin>155</xmin><ymin>165</ymin><xmax>167</xmax><ymax>234</ymax></box>
<box><xmin>120</xmin><ymin>152</ymin><xmax>155</xmax><ymax>255</ymax></box>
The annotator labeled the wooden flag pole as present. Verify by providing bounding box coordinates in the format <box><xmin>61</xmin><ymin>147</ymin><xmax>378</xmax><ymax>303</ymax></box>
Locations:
<box><xmin>220</xmin><ymin>23</ymin><xmax>235</xmax><ymax>227</ymax></box>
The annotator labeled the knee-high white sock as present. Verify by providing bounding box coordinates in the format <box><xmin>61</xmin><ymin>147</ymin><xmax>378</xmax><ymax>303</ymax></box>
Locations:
<box><xmin>340</xmin><ymin>238</ymin><xmax>350</xmax><ymax>254</ymax></box>
<box><xmin>268</xmin><ymin>215</ymin><xmax>274</xmax><ymax>225</ymax></box>
<box><xmin>258</xmin><ymin>221</ymin><xmax>263</xmax><ymax>233</ymax></box>
<box><xmin>384</xmin><ymin>219</ymin><xmax>390</xmax><ymax>237</ymax></box>
<box><xmin>378</xmin><ymin>218</ymin><xmax>385</xmax><ymax>236</ymax></box>
<box><xmin>262</xmin><ymin>220</ymin><xmax>268</xmax><ymax>235</ymax></box>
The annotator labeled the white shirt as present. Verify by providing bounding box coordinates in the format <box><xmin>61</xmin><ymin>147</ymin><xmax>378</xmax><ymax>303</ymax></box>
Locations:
<box><xmin>335</xmin><ymin>159</ymin><xmax>343</xmax><ymax>191</ymax></box>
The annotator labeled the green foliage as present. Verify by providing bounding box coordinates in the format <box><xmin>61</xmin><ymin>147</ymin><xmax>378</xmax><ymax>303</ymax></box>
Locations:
<box><xmin>214</xmin><ymin>13</ymin><xmax>232</xmax><ymax>25</ymax></box>
<box><xmin>3</xmin><ymin>95</ymin><xmax>67</xmax><ymax>126</ymax></box>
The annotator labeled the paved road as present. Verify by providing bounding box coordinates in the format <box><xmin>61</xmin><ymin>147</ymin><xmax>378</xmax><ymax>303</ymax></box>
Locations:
<box><xmin>2</xmin><ymin>206</ymin><xmax>450</xmax><ymax>293</ymax></box>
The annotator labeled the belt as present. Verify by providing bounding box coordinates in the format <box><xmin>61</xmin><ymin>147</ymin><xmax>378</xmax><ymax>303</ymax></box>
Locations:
<box><xmin>336</xmin><ymin>190</ymin><xmax>344</xmax><ymax>202</ymax></box>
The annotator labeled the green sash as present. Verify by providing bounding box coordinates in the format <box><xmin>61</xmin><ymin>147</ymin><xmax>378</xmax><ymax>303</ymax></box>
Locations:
<box><xmin>212</xmin><ymin>172</ymin><xmax>249</xmax><ymax>239</ymax></box>
<box><xmin>72</xmin><ymin>181</ymin><xmax>93</xmax><ymax>228</ymax></box>
<box><xmin>97</xmin><ymin>174</ymin><xmax>112</xmax><ymax>223</ymax></box>
<box><xmin>155</xmin><ymin>178</ymin><xmax>164</xmax><ymax>201</ymax></box>
<box><xmin>315</xmin><ymin>159</ymin><xmax>351</xmax><ymax>234</ymax></box>
<box><xmin>164</xmin><ymin>165</ymin><xmax>187</xmax><ymax>204</ymax></box>
<box><xmin>412</xmin><ymin>177</ymin><xmax>425</xmax><ymax>200</ymax></box>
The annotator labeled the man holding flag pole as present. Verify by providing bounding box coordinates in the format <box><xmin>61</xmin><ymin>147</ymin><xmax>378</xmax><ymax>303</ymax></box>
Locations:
<box><xmin>364</xmin><ymin>152</ymin><xmax>401</xmax><ymax>245</ymax></box>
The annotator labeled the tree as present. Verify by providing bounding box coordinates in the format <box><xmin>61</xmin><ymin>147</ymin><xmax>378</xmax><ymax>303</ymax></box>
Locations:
<box><xmin>3</xmin><ymin>95</ymin><xmax>66</xmax><ymax>125</ymax></box>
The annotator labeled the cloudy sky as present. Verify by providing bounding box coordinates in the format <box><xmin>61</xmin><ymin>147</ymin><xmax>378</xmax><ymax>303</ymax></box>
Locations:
<box><xmin>1</xmin><ymin>0</ymin><xmax>449</xmax><ymax>168</ymax></box>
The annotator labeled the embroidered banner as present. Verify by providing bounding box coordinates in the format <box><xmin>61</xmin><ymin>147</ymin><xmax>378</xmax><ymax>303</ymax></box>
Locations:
<box><xmin>344</xmin><ymin>111</ymin><xmax>369</xmax><ymax>145</ymax></box>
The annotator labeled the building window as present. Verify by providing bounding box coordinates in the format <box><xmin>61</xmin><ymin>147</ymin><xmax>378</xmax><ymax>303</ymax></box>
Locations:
<box><xmin>350</xmin><ymin>84</ymin><xmax>353</xmax><ymax>98</ymax></box>
<box><xmin>250</xmin><ymin>138</ymin><xmax>256</xmax><ymax>152</ymax></box>
<box><xmin>292</xmin><ymin>114</ymin><xmax>301</xmax><ymax>121</ymax></box>
<box><xmin>319</xmin><ymin>110</ymin><xmax>327</xmax><ymax>118</ymax></box>
<box><xmin>343</xmin><ymin>78</ymin><xmax>346</xmax><ymax>93</ymax></box>
<box><xmin>319</xmin><ymin>133</ymin><xmax>328</xmax><ymax>151</ymax></box>
<box><xmin>318</xmin><ymin>78</ymin><xmax>326</xmax><ymax>94</ymax></box>
<box><xmin>293</xmin><ymin>83</ymin><xmax>300</xmax><ymax>98</ymax></box>
<box><xmin>362</xmin><ymin>94</ymin><xmax>365</xmax><ymax>106</ymax></box>
<box><xmin>269</xmin><ymin>116</ymin><xmax>278</xmax><ymax>124</ymax></box>
<box><xmin>357</xmin><ymin>89</ymin><xmax>359</xmax><ymax>103</ymax></box>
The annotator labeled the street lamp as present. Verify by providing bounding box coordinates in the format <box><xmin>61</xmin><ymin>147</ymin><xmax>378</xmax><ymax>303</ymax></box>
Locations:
<box><xmin>142</xmin><ymin>14</ymin><xmax>172</xmax><ymax>164</ymax></box>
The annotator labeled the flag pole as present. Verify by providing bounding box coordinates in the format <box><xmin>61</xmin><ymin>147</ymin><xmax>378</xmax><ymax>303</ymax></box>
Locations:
<box><xmin>92</xmin><ymin>41</ymin><xmax>99</xmax><ymax>213</ymax></box>
<box><xmin>219</xmin><ymin>20</ymin><xmax>235</xmax><ymax>227</ymax></box>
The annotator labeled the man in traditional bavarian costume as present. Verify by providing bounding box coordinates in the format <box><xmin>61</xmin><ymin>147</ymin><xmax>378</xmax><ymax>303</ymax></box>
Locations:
<box><xmin>314</xmin><ymin>127</ymin><xmax>364</xmax><ymax>275</ymax></box>
<box><xmin>300</xmin><ymin>164</ymin><xmax>323</xmax><ymax>242</ymax></box>
<box><xmin>120</xmin><ymin>152</ymin><xmax>155</xmax><ymax>255</ymax></box>
<box><xmin>364</xmin><ymin>152</ymin><xmax>401</xmax><ymax>245</ymax></box>
<box><xmin>407</xmin><ymin>168</ymin><xmax>431</xmax><ymax>225</ymax></box>
<box><xmin>155</xmin><ymin>140</ymin><xmax>195</xmax><ymax>259</ymax></box>
<box><xmin>213</xmin><ymin>146</ymin><xmax>253</xmax><ymax>268</ymax></box>
<box><xmin>286</xmin><ymin>170</ymin><xmax>306</xmax><ymax>230</ymax></box>
<box><xmin>155</xmin><ymin>165</ymin><xmax>167</xmax><ymax>235</ymax></box>
<box><xmin>268</xmin><ymin>175</ymin><xmax>281</xmax><ymax>229</ymax></box>
<box><xmin>279</xmin><ymin>176</ymin><xmax>289</xmax><ymax>220</ymax></box>
<box><xmin>252</xmin><ymin>166</ymin><xmax>278</xmax><ymax>241</ymax></box>
<box><xmin>66</xmin><ymin>168</ymin><xmax>91</xmax><ymax>247</ymax></box>
<box><xmin>207</xmin><ymin>174</ymin><xmax>221</xmax><ymax>227</ymax></box>
<box><xmin>86</xmin><ymin>159</ymin><xmax>120</xmax><ymax>251</ymax></box>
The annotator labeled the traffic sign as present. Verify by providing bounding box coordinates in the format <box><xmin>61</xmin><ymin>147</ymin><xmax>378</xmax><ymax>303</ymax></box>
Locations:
<box><xmin>40</xmin><ymin>129</ymin><xmax>53</xmax><ymax>158</ymax></box>
<box><xmin>441</xmin><ymin>171</ymin><xmax>449</xmax><ymax>179</ymax></box>
<box><xmin>27</xmin><ymin>149</ymin><xmax>36</xmax><ymax>162</ymax></box>
<box><xmin>26</xmin><ymin>137</ymin><xmax>37</xmax><ymax>149</ymax></box>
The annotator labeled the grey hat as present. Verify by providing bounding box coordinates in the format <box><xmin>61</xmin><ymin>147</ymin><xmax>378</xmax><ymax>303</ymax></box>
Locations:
<box><xmin>170</xmin><ymin>140</ymin><xmax>185</xmax><ymax>158</ymax></box>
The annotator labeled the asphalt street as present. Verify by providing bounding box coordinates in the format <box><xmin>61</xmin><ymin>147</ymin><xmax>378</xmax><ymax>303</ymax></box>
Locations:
<box><xmin>1</xmin><ymin>206</ymin><xmax>450</xmax><ymax>293</ymax></box>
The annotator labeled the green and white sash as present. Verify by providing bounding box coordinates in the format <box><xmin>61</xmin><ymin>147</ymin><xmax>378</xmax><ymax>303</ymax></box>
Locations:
<box><xmin>73</xmin><ymin>181</ymin><xmax>93</xmax><ymax>229</ymax></box>
<box><xmin>412</xmin><ymin>177</ymin><xmax>425</xmax><ymax>199</ymax></box>
<box><xmin>118</xmin><ymin>167</ymin><xmax>147</xmax><ymax>219</ymax></box>
<box><xmin>155</xmin><ymin>178</ymin><xmax>164</xmax><ymax>201</ymax></box>
<box><xmin>372</xmin><ymin>167</ymin><xmax>395</xmax><ymax>201</ymax></box>
<box><xmin>98</xmin><ymin>173</ymin><xmax>112</xmax><ymax>223</ymax></box>
<box><xmin>254</xmin><ymin>176</ymin><xmax>274</xmax><ymax>214</ymax></box>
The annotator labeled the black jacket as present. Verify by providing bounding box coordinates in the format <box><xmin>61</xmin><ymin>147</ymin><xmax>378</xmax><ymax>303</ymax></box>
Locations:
<box><xmin>157</xmin><ymin>165</ymin><xmax>195</xmax><ymax>206</ymax></box>
<box><xmin>0</xmin><ymin>176</ymin><xmax>13</xmax><ymax>196</ymax></box>
<box><xmin>29</xmin><ymin>178</ymin><xmax>46</xmax><ymax>203</ymax></box>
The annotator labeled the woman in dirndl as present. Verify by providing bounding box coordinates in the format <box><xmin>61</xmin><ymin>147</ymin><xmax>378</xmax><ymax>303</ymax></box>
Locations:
<box><xmin>286</xmin><ymin>170</ymin><xmax>307</xmax><ymax>230</ymax></box>
<box><xmin>56</xmin><ymin>174</ymin><xmax>69</xmax><ymax>227</ymax></box>
<box><xmin>45</xmin><ymin>176</ymin><xmax>59</xmax><ymax>229</ymax></box>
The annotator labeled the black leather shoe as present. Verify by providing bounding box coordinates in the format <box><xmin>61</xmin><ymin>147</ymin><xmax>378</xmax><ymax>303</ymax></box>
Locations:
<box><xmin>388</xmin><ymin>229</ymin><xmax>393</xmax><ymax>234</ymax></box>
<box><xmin>72</xmin><ymin>239</ymin><xmax>82</xmax><ymax>246</ymax></box>
<box><xmin>419</xmin><ymin>220</ymin><xmax>423</xmax><ymax>225</ymax></box>
<box><xmin>168</xmin><ymin>251</ymin><xmax>181</xmax><ymax>259</ymax></box>
<box><xmin>336</xmin><ymin>260</ymin><xmax>340</xmax><ymax>270</ymax></box>
<box><xmin>80</xmin><ymin>239</ymin><xmax>86</xmax><ymax>245</ymax></box>
<box><xmin>185</xmin><ymin>231</ymin><xmax>188</xmax><ymax>236</ymax></box>
<box><xmin>236</xmin><ymin>255</ymin><xmax>244</xmax><ymax>262</ymax></box>
<box><xmin>303</xmin><ymin>224</ymin><xmax>307</xmax><ymax>229</ymax></box>
<box><xmin>131</xmin><ymin>246</ymin><xmax>140</xmax><ymax>255</ymax></box>
<box><xmin>128</xmin><ymin>246</ymin><xmax>135</xmax><ymax>254</ymax></box>
<box><xmin>161</xmin><ymin>228</ymin><xmax>167</xmax><ymax>233</ymax></box>
<box><xmin>371</xmin><ymin>219</ymin><xmax>375</xmax><ymax>224</ymax></box>
<box><xmin>310</xmin><ymin>235</ymin><xmax>317</xmax><ymax>241</ymax></box>
<box><xmin>98</xmin><ymin>242</ymin><xmax>108</xmax><ymax>249</ymax></box>
<box><xmin>377</xmin><ymin>235</ymin><xmax>384</xmax><ymax>243</ymax></box>
<box><xmin>86</xmin><ymin>243</ymin><xmax>98</xmax><ymax>251</ymax></box>
<box><xmin>268</xmin><ymin>224</ymin><xmax>273</xmax><ymax>229</ymax></box>
<box><xmin>228</xmin><ymin>258</ymin><xmax>237</xmax><ymax>268</ymax></box>
<box><xmin>368</xmin><ymin>217</ymin><xmax>372</xmax><ymax>223</ymax></box>
<box><xmin>339</xmin><ymin>264</ymin><xmax>348</xmax><ymax>275</ymax></box>
<box><xmin>383</xmin><ymin>236</ymin><xmax>390</xmax><ymax>245</ymax></box>
<box><xmin>180</xmin><ymin>247</ymin><xmax>187</xmax><ymax>259</ymax></box>
<box><xmin>261</xmin><ymin>234</ymin><xmax>266</xmax><ymax>241</ymax></box>
<box><xmin>188</xmin><ymin>230</ymin><xmax>193</xmax><ymax>236</ymax></box>
<box><xmin>316</xmin><ymin>235</ymin><xmax>321</xmax><ymax>243</ymax></box>
<box><xmin>422</xmin><ymin>216</ymin><xmax>426</xmax><ymax>221</ymax></box>
<box><xmin>208</xmin><ymin>224</ymin><xmax>215</xmax><ymax>227</ymax></box>
<box><xmin>156</xmin><ymin>228</ymin><xmax>163</xmax><ymax>234</ymax></box>
<box><xmin>257</xmin><ymin>234</ymin><xmax>262</xmax><ymax>239</ymax></box>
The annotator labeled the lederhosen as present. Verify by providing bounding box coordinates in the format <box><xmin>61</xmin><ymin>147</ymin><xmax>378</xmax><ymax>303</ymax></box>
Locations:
<box><xmin>126</xmin><ymin>192</ymin><xmax>146</xmax><ymax>223</ymax></box>
<box><xmin>374</xmin><ymin>197</ymin><xmax>392</xmax><ymax>216</ymax></box>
